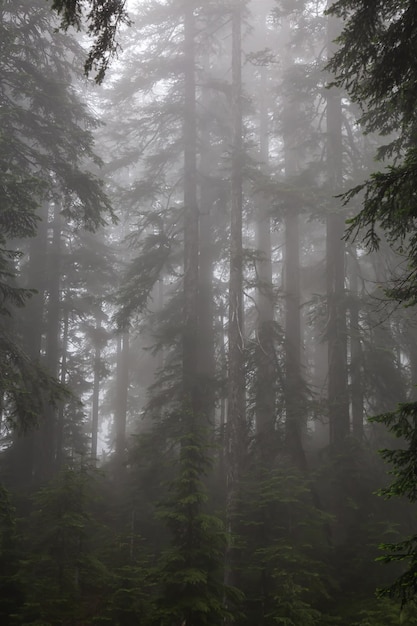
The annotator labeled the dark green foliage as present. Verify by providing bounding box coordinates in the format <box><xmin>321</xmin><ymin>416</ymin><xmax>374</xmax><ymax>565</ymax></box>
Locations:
<box><xmin>20</xmin><ymin>464</ymin><xmax>110</xmax><ymax>624</ymax></box>
<box><xmin>369</xmin><ymin>403</ymin><xmax>417</xmax><ymax>604</ymax></box>
<box><xmin>105</xmin><ymin>561</ymin><xmax>157</xmax><ymax>626</ymax></box>
<box><xmin>50</xmin><ymin>0</ymin><xmax>130</xmax><ymax>82</ymax></box>
<box><xmin>325</xmin><ymin>4</ymin><xmax>417</xmax><ymax>603</ymax></box>
<box><xmin>155</xmin><ymin>428</ymin><xmax>238</xmax><ymax>625</ymax></box>
<box><xmin>0</xmin><ymin>332</ymin><xmax>66</xmax><ymax>433</ymax></box>
<box><xmin>375</xmin><ymin>403</ymin><xmax>417</xmax><ymax>503</ymax></box>
<box><xmin>343</xmin><ymin>597</ymin><xmax>417</xmax><ymax>626</ymax></box>
<box><xmin>1</xmin><ymin>0</ymin><xmax>417</xmax><ymax>624</ymax></box>
<box><xmin>327</xmin><ymin>1</ymin><xmax>417</xmax><ymax>304</ymax></box>
<box><xmin>237</xmin><ymin>463</ymin><xmax>331</xmax><ymax>625</ymax></box>
<box><xmin>116</xmin><ymin>231</ymin><xmax>172</xmax><ymax>329</ymax></box>
<box><xmin>327</xmin><ymin>2</ymin><xmax>417</xmax><ymax>138</ymax></box>
<box><xmin>0</xmin><ymin>485</ymin><xmax>23</xmax><ymax>623</ymax></box>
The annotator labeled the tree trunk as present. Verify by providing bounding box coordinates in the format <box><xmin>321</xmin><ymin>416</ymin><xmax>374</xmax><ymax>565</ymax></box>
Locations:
<box><xmin>278</xmin><ymin>16</ymin><xmax>307</xmax><ymax>469</ymax></box>
<box><xmin>326</xmin><ymin>7</ymin><xmax>350</xmax><ymax>447</ymax></box>
<box><xmin>349</xmin><ymin>251</ymin><xmax>364</xmax><ymax>439</ymax></box>
<box><xmin>115</xmin><ymin>331</ymin><xmax>129</xmax><ymax>464</ymax></box>
<box><xmin>56</xmin><ymin>300</ymin><xmax>69</xmax><ymax>470</ymax></box>
<box><xmin>409</xmin><ymin>328</ymin><xmax>417</xmax><ymax>401</ymax></box>
<box><xmin>38</xmin><ymin>203</ymin><xmax>62</xmax><ymax>480</ymax></box>
<box><xmin>284</xmin><ymin>207</ymin><xmax>306</xmax><ymax>468</ymax></box>
<box><xmin>255</xmin><ymin>61</ymin><xmax>276</xmax><ymax>455</ymax></box>
<box><xmin>182</xmin><ymin>0</ymin><xmax>199</xmax><ymax>418</ymax></box>
<box><xmin>198</xmin><ymin>72</ymin><xmax>216</xmax><ymax>431</ymax></box>
<box><xmin>225</xmin><ymin>0</ymin><xmax>245</xmax><ymax>593</ymax></box>
<box><xmin>283</xmin><ymin>109</ymin><xmax>305</xmax><ymax>469</ymax></box>
<box><xmin>91</xmin><ymin>318</ymin><xmax>101</xmax><ymax>461</ymax></box>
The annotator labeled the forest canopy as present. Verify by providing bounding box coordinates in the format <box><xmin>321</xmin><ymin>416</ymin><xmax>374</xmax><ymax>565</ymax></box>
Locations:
<box><xmin>1</xmin><ymin>0</ymin><xmax>417</xmax><ymax>624</ymax></box>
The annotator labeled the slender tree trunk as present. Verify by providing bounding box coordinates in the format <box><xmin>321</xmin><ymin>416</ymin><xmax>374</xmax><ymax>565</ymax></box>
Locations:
<box><xmin>225</xmin><ymin>0</ymin><xmax>245</xmax><ymax>593</ymax></box>
<box><xmin>283</xmin><ymin>117</ymin><xmax>305</xmax><ymax>469</ymax></box>
<box><xmin>182</xmin><ymin>0</ymin><xmax>199</xmax><ymax>418</ymax></box>
<box><xmin>311</xmin><ymin>335</ymin><xmax>329</xmax><ymax>447</ymax></box>
<box><xmin>218</xmin><ymin>308</ymin><xmax>227</xmax><ymax>478</ymax></box>
<box><xmin>326</xmin><ymin>7</ymin><xmax>350</xmax><ymax>447</ymax></box>
<box><xmin>198</xmin><ymin>76</ymin><xmax>216</xmax><ymax>430</ymax></box>
<box><xmin>349</xmin><ymin>251</ymin><xmax>364</xmax><ymax>439</ymax></box>
<box><xmin>56</xmin><ymin>300</ymin><xmax>69</xmax><ymax>470</ymax></box>
<box><xmin>38</xmin><ymin>203</ymin><xmax>61</xmax><ymax>480</ymax></box>
<box><xmin>115</xmin><ymin>331</ymin><xmax>129</xmax><ymax>463</ymax></box>
<box><xmin>284</xmin><ymin>207</ymin><xmax>306</xmax><ymax>468</ymax></box>
<box><xmin>255</xmin><ymin>62</ymin><xmax>276</xmax><ymax>453</ymax></box>
<box><xmin>278</xmin><ymin>18</ymin><xmax>307</xmax><ymax>469</ymax></box>
<box><xmin>409</xmin><ymin>328</ymin><xmax>417</xmax><ymax>401</ymax></box>
<box><xmin>91</xmin><ymin>318</ymin><xmax>101</xmax><ymax>461</ymax></box>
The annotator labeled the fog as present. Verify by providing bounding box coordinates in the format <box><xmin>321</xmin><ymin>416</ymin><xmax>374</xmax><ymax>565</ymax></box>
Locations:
<box><xmin>1</xmin><ymin>1</ymin><xmax>417</xmax><ymax>624</ymax></box>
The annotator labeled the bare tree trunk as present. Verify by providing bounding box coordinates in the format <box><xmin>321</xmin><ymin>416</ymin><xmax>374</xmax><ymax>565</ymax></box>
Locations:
<box><xmin>280</xmin><ymin>19</ymin><xmax>307</xmax><ymax>469</ymax></box>
<box><xmin>182</xmin><ymin>0</ymin><xmax>199</xmax><ymax>418</ymax></box>
<box><xmin>326</xmin><ymin>7</ymin><xmax>350</xmax><ymax>447</ymax></box>
<box><xmin>219</xmin><ymin>308</ymin><xmax>227</xmax><ymax>477</ymax></box>
<box><xmin>283</xmin><ymin>131</ymin><xmax>305</xmax><ymax>469</ymax></box>
<box><xmin>198</xmin><ymin>73</ymin><xmax>216</xmax><ymax>431</ymax></box>
<box><xmin>255</xmin><ymin>61</ymin><xmax>276</xmax><ymax>454</ymax></box>
<box><xmin>349</xmin><ymin>251</ymin><xmax>364</xmax><ymax>439</ymax></box>
<box><xmin>284</xmin><ymin>206</ymin><xmax>306</xmax><ymax>468</ymax></box>
<box><xmin>115</xmin><ymin>331</ymin><xmax>129</xmax><ymax>463</ymax></box>
<box><xmin>409</xmin><ymin>328</ymin><xmax>417</xmax><ymax>401</ymax></box>
<box><xmin>225</xmin><ymin>0</ymin><xmax>245</xmax><ymax>593</ymax></box>
<box><xmin>91</xmin><ymin>317</ymin><xmax>101</xmax><ymax>461</ymax></box>
<box><xmin>56</xmin><ymin>301</ymin><xmax>69</xmax><ymax>470</ymax></box>
<box><xmin>38</xmin><ymin>203</ymin><xmax>62</xmax><ymax>480</ymax></box>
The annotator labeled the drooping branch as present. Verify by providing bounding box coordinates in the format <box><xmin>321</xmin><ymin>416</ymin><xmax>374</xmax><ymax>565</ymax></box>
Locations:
<box><xmin>49</xmin><ymin>0</ymin><xmax>130</xmax><ymax>82</ymax></box>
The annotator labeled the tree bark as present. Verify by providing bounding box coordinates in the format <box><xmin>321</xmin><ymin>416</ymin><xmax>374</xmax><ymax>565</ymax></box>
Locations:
<box><xmin>278</xmin><ymin>17</ymin><xmax>307</xmax><ymax>469</ymax></box>
<box><xmin>198</xmin><ymin>67</ymin><xmax>216</xmax><ymax>431</ymax></box>
<box><xmin>91</xmin><ymin>318</ymin><xmax>101</xmax><ymax>461</ymax></box>
<box><xmin>182</xmin><ymin>0</ymin><xmax>199</xmax><ymax>418</ymax></box>
<box><xmin>349</xmin><ymin>251</ymin><xmax>364</xmax><ymax>439</ymax></box>
<box><xmin>255</xmin><ymin>61</ymin><xmax>276</xmax><ymax>453</ymax></box>
<box><xmin>326</xmin><ymin>7</ymin><xmax>350</xmax><ymax>447</ymax></box>
<box><xmin>283</xmin><ymin>109</ymin><xmax>305</xmax><ymax>469</ymax></box>
<box><xmin>38</xmin><ymin>203</ymin><xmax>62</xmax><ymax>480</ymax></box>
<box><xmin>56</xmin><ymin>301</ymin><xmax>69</xmax><ymax>470</ymax></box>
<box><xmin>225</xmin><ymin>0</ymin><xmax>245</xmax><ymax>593</ymax></box>
<box><xmin>115</xmin><ymin>331</ymin><xmax>129</xmax><ymax>463</ymax></box>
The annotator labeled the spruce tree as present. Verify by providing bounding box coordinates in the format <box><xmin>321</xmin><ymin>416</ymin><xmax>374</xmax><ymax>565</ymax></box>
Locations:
<box><xmin>327</xmin><ymin>0</ymin><xmax>417</xmax><ymax>305</ymax></box>
<box><xmin>0</xmin><ymin>0</ymin><xmax>113</xmax><ymax>443</ymax></box>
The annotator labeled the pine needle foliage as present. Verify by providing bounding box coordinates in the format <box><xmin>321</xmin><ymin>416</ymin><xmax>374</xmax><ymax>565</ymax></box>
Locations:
<box><xmin>369</xmin><ymin>403</ymin><xmax>417</xmax><ymax>605</ymax></box>
<box><xmin>0</xmin><ymin>484</ymin><xmax>22</xmax><ymax>624</ymax></box>
<box><xmin>325</xmin><ymin>4</ymin><xmax>417</xmax><ymax>602</ymax></box>
<box><xmin>155</xmin><ymin>427</ymin><xmax>239</xmax><ymax>625</ymax></box>
<box><xmin>19</xmin><ymin>464</ymin><xmax>110</xmax><ymax>624</ymax></box>
<box><xmin>326</xmin><ymin>1</ymin><xmax>417</xmax><ymax>304</ymax></box>
<box><xmin>237</xmin><ymin>462</ymin><xmax>331</xmax><ymax>625</ymax></box>
<box><xmin>351</xmin><ymin>598</ymin><xmax>417</xmax><ymax>626</ymax></box>
<box><xmin>0</xmin><ymin>332</ymin><xmax>66</xmax><ymax>433</ymax></box>
<box><xmin>50</xmin><ymin>0</ymin><xmax>130</xmax><ymax>83</ymax></box>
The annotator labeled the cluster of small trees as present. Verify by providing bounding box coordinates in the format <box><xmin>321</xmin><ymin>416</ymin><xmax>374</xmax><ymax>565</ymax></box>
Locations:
<box><xmin>2</xmin><ymin>0</ymin><xmax>417</xmax><ymax>624</ymax></box>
